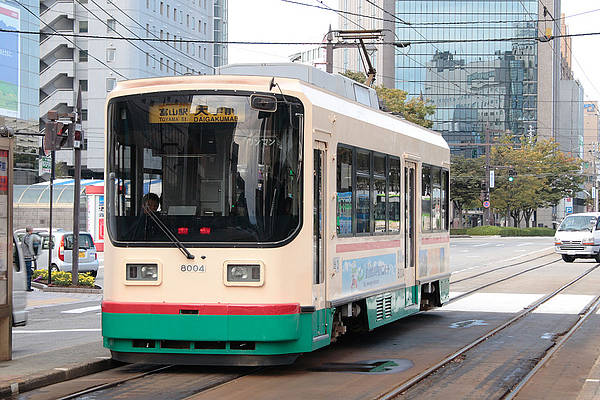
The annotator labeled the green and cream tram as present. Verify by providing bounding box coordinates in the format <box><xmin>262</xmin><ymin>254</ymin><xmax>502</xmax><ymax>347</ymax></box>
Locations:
<box><xmin>101</xmin><ymin>64</ymin><xmax>450</xmax><ymax>365</ymax></box>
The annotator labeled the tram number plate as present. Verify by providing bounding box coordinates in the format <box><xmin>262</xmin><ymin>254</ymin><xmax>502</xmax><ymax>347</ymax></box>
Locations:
<box><xmin>181</xmin><ymin>264</ymin><xmax>205</xmax><ymax>272</ymax></box>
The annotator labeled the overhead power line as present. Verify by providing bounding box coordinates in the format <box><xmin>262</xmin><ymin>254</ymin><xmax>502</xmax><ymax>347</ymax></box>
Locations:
<box><xmin>4</xmin><ymin>28</ymin><xmax>600</xmax><ymax>45</ymax></box>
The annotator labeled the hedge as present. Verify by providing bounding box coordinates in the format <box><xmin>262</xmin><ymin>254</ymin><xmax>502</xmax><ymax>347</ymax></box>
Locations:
<box><xmin>451</xmin><ymin>226</ymin><xmax>555</xmax><ymax>237</ymax></box>
<box><xmin>32</xmin><ymin>269</ymin><xmax>96</xmax><ymax>287</ymax></box>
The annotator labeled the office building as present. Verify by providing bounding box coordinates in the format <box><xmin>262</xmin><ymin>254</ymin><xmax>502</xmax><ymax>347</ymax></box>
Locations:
<box><xmin>0</xmin><ymin>0</ymin><xmax>40</xmax><ymax>184</ymax></box>
<box><xmin>336</xmin><ymin>0</ymin><xmax>561</xmax><ymax>156</ymax></box>
<box><xmin>39</xmin><ymin>0</ymin><xmax>227</xmax><ymax>173</ymax></box>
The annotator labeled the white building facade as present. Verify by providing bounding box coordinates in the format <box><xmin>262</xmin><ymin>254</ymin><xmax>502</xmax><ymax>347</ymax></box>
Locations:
<box><xmin>39</xmin><ymin>0</ymin><xmax>227</xmax><ymax>172</ymax></box>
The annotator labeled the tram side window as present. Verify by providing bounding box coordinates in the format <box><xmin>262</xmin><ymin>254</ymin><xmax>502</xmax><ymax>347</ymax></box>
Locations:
<box><xmin>356</xmin><ymin>151</ymin><xmax>371</xmax><ymax>234</ymax></box>
<box><xmin>336</xmin><ymin>146</ymin><xmax>353</xmax><ymax>235</ymax></box>
<box><xmin>388</xmin><ymin>157</ymin><xmax>401</xmax><ymax>233</ymax></box>
<box><xmin>421</xmin><ymin>165</ymin><xmax>432</xmax><ymax>231</ymax></box>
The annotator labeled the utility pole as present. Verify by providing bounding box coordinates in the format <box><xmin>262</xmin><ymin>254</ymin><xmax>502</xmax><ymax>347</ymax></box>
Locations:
<box><xmin>484</xmin><ymin>127</ymin><xmax>491</xmax><ymax>226</ymax></box>
<box><xmin>72</xmin><ymin>87</ymin><xmax>83</xmax><ymax>285</ymax></box>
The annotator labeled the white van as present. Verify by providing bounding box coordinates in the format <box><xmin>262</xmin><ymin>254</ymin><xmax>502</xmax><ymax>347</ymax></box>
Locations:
<box><xmin>12</xmin><ymin>233</ymin><xmax>28</xmax><ymax>326</ymax></box>
<box><xmin>554</xmin><ymin>212</ymin><xmax>600</xmax><ymax>263</ymax></box>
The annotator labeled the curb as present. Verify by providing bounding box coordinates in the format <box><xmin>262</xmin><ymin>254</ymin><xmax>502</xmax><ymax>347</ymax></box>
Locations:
<box><xmin>0</xmin><ymin>359</ymin><xmax>118</xmax><ymax>398</ymax></box>
<box><xmin>31</xmin><ymin>281</ymin><xmax>102</xmax><ymax>294</ymax></box>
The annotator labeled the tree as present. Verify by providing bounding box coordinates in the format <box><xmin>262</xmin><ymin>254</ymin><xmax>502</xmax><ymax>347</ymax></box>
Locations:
<box><xmin>490</xmin><ymin>136</ymin><xmax>583</xmax><ymax>227</ymax></box>
<box><xmin>450</xmin><ymin>156</ymin><xmax>485</xmax><ymax>228</ymax></box>
<box><xmin>340</xmin><ymin>71</ymin><xmax>435</xmax><ymax>129</ymax></box>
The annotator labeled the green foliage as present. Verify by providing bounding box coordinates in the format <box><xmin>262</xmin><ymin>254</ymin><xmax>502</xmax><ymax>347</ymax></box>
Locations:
<box><xmin>450</xmin><ymin>228</ymin><xmax>468</xmax><ymax>235</ymax></box>
<box><xmin>32</xmin><ymin>269</ymin><xmax>95</xmax><ymax>287</ymax></box>
<box><xmin>450</xmin><ymin>156</ymin><xmax>485</xmax><ymax>228</ymax></box>
<box><xmin>339</xmin><ymin>70</ymin><xmax>435</xmax><ymax>128</ymax></box>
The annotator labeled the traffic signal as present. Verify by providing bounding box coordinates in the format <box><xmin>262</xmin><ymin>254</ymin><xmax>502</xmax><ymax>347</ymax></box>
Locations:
<box><xmin>508</xmin><ymin>169</ymin><xmax>516</xmax><ymax>182</ymax></box>
<box><xmin>43</xmin><ymin>121</ymin><xmax>71</xmax><ymax>151</ymax></box>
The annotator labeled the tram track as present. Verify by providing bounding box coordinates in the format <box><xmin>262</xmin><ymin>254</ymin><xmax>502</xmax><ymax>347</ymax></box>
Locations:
<box><xmin>377</xmin><ymin>263</ymin><xmax>600</xmax><ymax>400</ymax></box>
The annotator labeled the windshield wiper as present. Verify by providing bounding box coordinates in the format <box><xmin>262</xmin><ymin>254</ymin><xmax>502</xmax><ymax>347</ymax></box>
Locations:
<box><xmin>144</xmin><ymin>206</ymin><xmax>195</xmax><ymax>260</ymax></box>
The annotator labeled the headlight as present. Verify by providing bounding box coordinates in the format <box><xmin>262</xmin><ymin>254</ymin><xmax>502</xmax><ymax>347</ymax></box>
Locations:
<box><xmin>554</xmin><ymin>237</ymin><xmax>561</xmax><ymax>245</ymax></box>
<box><xmin>227</xmin><ymin>264</ymin><xmax>261</xmax><ymax>282</ymax></box>
<box><xmin>583</xmin><ymin>236</ymin><xmax>594</xmax><ymax>245</ymax></box>
<box><xmin>127</xmin><ymin>264</ymin><xmax>158</xmax><ymax>281</ymax></box>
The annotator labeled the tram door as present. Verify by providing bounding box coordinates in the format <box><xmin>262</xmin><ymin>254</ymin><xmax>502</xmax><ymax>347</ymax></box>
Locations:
<box><xmin>404</xmin><ymin>162</ymin><xmax>417</xmax><ymax>290</ymax></box>
<box><xmin>313</xmin><ymin>143</ymin><xmax>327</xmax><ymax>337</ymax></box>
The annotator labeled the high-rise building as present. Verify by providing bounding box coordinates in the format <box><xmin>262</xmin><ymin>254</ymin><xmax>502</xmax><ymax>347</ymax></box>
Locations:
<box><xmin>336</xmin><ymin>0</ymin><xmax>561</xmax><ymax>157</ymax></box>
<box><xmin>39</xmin><ymin>0</ymin><xmax>227</xmax><ymax>173</ymax></box>
<box><xmin>0</xmin><ymin>0</ymin><xmax>40</xmax><ymax>184</ymax></box>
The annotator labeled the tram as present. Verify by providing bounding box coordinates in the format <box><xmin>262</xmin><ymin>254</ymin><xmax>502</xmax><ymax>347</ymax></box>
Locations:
<box><xmin>101</xmin><ymin>64</ymin><xmax>450</xmax><ymax>365</ymax></box>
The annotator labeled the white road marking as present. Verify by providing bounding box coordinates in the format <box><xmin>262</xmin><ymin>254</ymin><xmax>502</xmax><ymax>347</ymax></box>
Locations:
<box><xmin>443</xmin><ymin>293</ymin><xmax>543</xmax><ymax>313</ymax></box>
<box><xmin>14</xmin><ymin>329</ymin><xmax>101</xmax><ymax>334</ymax></box>
<box><xmin>586</xmin><ymin>379</ymin><xmax>600</xmax><ymax>382</ymax></box>
<box><xmin>449</xmin><ymin>319</ymin><xmax>488</xmax><ymax>328</ymax></box>
<box><xmin>62</xmin><ymin>305</ymin><xmax>101</xmax><ymax>314</ymax></box>
<box><xmin>517</xmin><ymin>243</ymin><xmax>533</xmax><ymax>247</ymax></box>
<box><xmin>496</xmin><ymin>244</ymin><xmax>504</xmax><ymax>247</ymax></box>
<box><xmin>533</xmin><ymin>295</ymin><xmax>595</xmax><ymax>314</ymax></box>
<box><xmin>445</xmin><ymin>293</ymin><xmax>595</xmax><ymax>315</ymax></box>
<box><xmin>473</xmin><ymin>243</ymin><xmax>490</xmax><ymax>247</ymax></box>
<box><xmin>466</xmin><ymin>255</ymin><xmax>480</xmax><ymax>258</ymax></box>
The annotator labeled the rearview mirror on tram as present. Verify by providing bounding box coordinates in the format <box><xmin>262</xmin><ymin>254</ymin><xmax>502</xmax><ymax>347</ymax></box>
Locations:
<box><xmin>250</xmin><ymin>95</ymin><xmax>277</xmax><ymax>112</ymax></box>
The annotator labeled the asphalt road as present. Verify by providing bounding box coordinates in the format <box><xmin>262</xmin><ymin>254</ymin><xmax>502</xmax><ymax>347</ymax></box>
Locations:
<box><xmin>11</xmin><ymin>237</ymin><xmax>555</xmax><ymax>360</ymax></box>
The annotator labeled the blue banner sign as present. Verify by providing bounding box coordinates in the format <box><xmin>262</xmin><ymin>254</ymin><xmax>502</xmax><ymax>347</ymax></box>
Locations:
<box><xmin>0</xmin><ymin>3</ymin><xmax>20</xmax><ymax>117</ymax></box>
<box><xmin>342</xmin><ymin>253</ymin><xmax>397</xmax><ymax>293</ymax></box>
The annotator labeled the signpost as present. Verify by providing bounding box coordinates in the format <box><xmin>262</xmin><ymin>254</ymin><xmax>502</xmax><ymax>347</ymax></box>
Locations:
<box><xmin>38</xmin><ymin>155</ymin><xmax>51</xmax><ymax>175</ymax></box>
<box><xmin>565</xmin><ymin>197</ymin><xmax>573</xmax><ymax>215</ymax></box>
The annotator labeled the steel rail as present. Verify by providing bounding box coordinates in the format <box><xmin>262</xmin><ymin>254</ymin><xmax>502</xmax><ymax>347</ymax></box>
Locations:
<box><xmin>503</xmin><ymin>295</ymin><xmax>600</xmax><ymax>399</ymax></box>
<box><xmin>56</xmin><ymin>365</ymin><xmax>174</xmax><ymax>400</ymax></box>
<box><xmin>377</xmin><ymin>263</ymin><xmax>600</xmax><ymax>400</ymax></box>
<box><xmin>451</xmin><ymin>252</ymin><xmax>556</xmax><ymax>284</ymax></box>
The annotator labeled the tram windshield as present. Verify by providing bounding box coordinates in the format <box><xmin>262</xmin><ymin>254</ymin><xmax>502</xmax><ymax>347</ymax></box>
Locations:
<box><xmin>106</xmin><ymin>91</ymin><xmax>303</xmax><ymax>244</ymax></box>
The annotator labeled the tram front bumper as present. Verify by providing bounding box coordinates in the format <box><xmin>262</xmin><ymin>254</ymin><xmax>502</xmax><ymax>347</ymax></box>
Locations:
<box><xmin>101</xmin><ymin>301</ymin><xmax>331</xmax><ymax>356</ymax></box>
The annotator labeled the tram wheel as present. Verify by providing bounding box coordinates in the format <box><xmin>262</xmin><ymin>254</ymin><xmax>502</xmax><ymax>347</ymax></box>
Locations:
<box><xmin>562</xmin><ymin>255</ymin><xmax>575</xmax><ymax>263</ymax></box>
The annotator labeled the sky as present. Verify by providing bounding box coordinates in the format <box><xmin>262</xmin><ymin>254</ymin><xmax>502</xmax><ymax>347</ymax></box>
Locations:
<box><xmin>228</xmin><ymin>0</ymin><xmax>600</xmax><ymax>101</ymax></box>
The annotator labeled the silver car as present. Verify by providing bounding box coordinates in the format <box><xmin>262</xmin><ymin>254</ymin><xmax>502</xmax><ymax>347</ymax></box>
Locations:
<box><xmin>35</xmin><ymin>231</ymin><xmax>99</xmax><ymax>276</ymax></box>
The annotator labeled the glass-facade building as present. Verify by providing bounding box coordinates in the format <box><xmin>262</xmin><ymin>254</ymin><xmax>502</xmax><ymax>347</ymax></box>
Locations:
<box><xmin>395</xmin><ymin>0</ymin><xmax>539</xmax><ymax>157</ymax></box>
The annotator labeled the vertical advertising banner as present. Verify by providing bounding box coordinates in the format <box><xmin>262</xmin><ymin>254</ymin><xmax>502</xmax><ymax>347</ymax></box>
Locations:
<box><xmin>0</xmin><ymin>3</ymin><xmax>20</xmax><ymax>118</ymax></box>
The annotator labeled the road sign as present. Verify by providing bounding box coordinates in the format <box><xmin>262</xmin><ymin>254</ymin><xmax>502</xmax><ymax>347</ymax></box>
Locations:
<box><xmin>483</xmin><ymin>200</ymin><xmax>490</xmax><ymax>208</ymax></box>
<box><xmin>39</xmin><ymin>156</ymin><xmax>51</xmax><ymax>175</ymax></box>
<box><xmin>566</xmin><ymin>206</ymin><xmax>573</xmax><ymax>214</ymax></box>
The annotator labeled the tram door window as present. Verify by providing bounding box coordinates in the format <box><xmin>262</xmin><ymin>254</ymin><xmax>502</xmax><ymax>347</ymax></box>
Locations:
<box><xmin>313</xmin><ymin>148</ymin><xmax>325</xmax><ymax>285</ymax></box>
<box><xmin>388</xmin><ymin>158</ymin><xmax>401</xmax><ymax>233</ymax></box>
<box><xmin>373</xmin><ymin>154</ymin><xmax>386</xmax><ymax>233</ymax></box>
<box><xmin>405</xmin><ymin>164</ymin><xmax>416</xmax><ymax>269</ymax></box>
<box><xmin>421</xmin><ymin>165</ymin><xmax>432</xmax><ymax>231</ymax></box>
<box><xmin>336</xmin><ymin>146</ymin><xmax>353</xmax><ymax>236</ymax></box>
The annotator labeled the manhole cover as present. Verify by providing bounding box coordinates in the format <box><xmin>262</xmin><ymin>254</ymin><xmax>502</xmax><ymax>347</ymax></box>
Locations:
<box><xmin>310</xmin><ymin>358</ymin><xmax>414</xmax><ymax>374</ymax></box>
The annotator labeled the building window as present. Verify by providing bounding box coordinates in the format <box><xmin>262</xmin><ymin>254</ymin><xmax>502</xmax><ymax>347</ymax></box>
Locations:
<box><xmin>166</xmin><ymin>59</ymin><xmax>170</xmax><ymax>72</ymax></box>
<box><xmin>203</xmin><ymin>47</ymin><xmax>206</xmax><ymax>59</ymax></box>
<box><xmin>186</xmin><ymin>14</ymin><xmax>189</xmax><ymax>27</ymax></box>
<box><xmin>79</xmin><ymin>50</ymin><xmax>88</xmax><ymax>62</ymax></box>
<box><xmin>173</xmin><ymin>62</ymin><xmax>177</xmax><ymax>74</ymax></box>
<box><xmin>192</xmin><ymin>17</ymin><xmax>195</xmax><ymax>30</ymax></box>
<box><xmin>146</xmin><ymin>0</ymin><xmax>149</xmax><ymax>8</ymax></box>
<box><xmin>106</xmin><ymin>48</ymin><xmax>116</xmax><ymax>62</ymax></box>
<box><xmin>160</xmin><ymin>1</ymin><xmax>163</xmax><ymax>15</ymax></box>
<box><xmin>166</xmin><ymin>4</ymin><xmax>170</xmax><ymax>18</ymax></box>
<box><xmin>146</xmin><ymin>23</ymin><xmax>149</xmax><ymax>37</ymax></box>
<box><xmin>173</xmin><ymin>7</ymin><xmax>177</xmax><ymax>21</ymax></box>
<box><xmin>79</xmin><ymin>80</ymin><xmax>88</xmax><ymax>92</ymax></box>
<box><xmin>160</xmin><ymin>29</ymin><xmax>163</xmax><ymax>40</ymax></box>
<box><xmin>180</xmin><ymin>10</ymin><xmax>183</xmax><ymax>23</ymax></box>
<box><xmin>107</xmin><ymin>19</ymin><xmax>116</xmax><ymax>32</ymax></box>
<box><xmin>159</xmin><ymin>57</ymin><xmax>163</xmax><ymax>71</ymax></box>
<box><xmin>81</xmin><ymin>109</ymin><xmax>88</xmax><ymax>121</ymax></box>
<box><xmin>146</xmin><ymin>52</ymin><xmax>150</xmax><ymax>66</ymax></box>
<box><xmin>198</xmin><ymin>20</ymin><xmax>201</xmax><ymax>32</ymax></box>
<box><xmin>203</xmin><ymin>22</ymin><xmax>206</xmax><ymax>34</ymax></box>
<box><xmin>106</xmin><ymin>78</ymin><xmax>116</xmax><ymax>92</ymax></box>
<box><xmin>79</xmin><ymin>21</ymin><xmax>88</xmax><ymax>33</ymax></box>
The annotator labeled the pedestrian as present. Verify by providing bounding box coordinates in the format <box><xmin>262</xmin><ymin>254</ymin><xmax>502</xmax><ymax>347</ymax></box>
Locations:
<box><xmin>22</xmin><ymin>226</ymin><xmax>36</xmax><ymax>291</ymax></box>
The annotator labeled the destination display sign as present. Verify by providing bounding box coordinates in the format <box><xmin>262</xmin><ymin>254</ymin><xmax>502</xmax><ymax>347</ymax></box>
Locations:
<box><xmin>149</xmin><ymin>103</ymin><xmax>242</xmax><ymax>124</ymax></box>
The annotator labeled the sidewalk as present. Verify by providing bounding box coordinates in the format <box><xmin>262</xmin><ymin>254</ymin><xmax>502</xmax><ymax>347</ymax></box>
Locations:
<box><xmin>0</xmin><ymin>341</ymin><xmax>115</xmax><ymax>397</ymax></box>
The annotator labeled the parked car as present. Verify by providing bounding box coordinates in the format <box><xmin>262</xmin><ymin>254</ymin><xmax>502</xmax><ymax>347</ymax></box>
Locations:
<box><xmin>12</xmin><ymin>232</ymin><xmax>28</xmax><ymax>326</ymax></box>
<box><xmin>31</xmin><ymin>231</ymin><xmax>99</xmax><ymax>276</ymax></box>
<box><xmin>554</xmin><ymin>212</ymin><xmax>600</xmax><ymax>263</ymax></box>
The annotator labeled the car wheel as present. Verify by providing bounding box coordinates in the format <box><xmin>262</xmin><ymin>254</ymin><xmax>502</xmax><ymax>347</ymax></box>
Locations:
<box><xmin>89</xmin><ymin>270</ymin><xmax>97</xmax><ymax>277</ymax></box>
<box><xmin>595</xmin><ymin>253</ymin><xmax>600</xmax><ymax>264</ymax></box>
<box><xmin>562</xmin><ymin>255</ymin><xmax>575</xmax><ymax>263</ymax></box>
<box><xmin>50</xmin><ymin>264</ymin><xmax>59</xmax><ymax>272</ymax></box>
